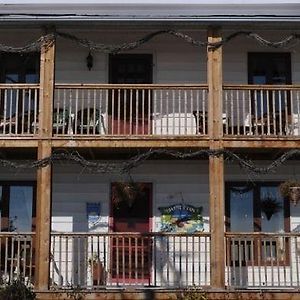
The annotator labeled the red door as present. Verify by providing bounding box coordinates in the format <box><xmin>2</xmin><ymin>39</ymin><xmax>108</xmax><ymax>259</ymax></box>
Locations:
<box><xmin>110</xmin><ymin>182</ymin><xmax>152</xmax><ymax>283</ymax></box>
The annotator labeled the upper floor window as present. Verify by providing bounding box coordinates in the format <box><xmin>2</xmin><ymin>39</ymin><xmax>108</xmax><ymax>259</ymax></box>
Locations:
<box><xmin>0</xmin><ymin>53</ymin><xmax>40</xmax><ymax>84</ymax></box>
<box><xmin>248</xmin><ymin>53</ymin><xmax>292</xmax><ymax>134</ymax></box>
<box><xmin>248</xmin><ymin>53</ymin><xmax>291</xmax><ymax>86</ymax></box>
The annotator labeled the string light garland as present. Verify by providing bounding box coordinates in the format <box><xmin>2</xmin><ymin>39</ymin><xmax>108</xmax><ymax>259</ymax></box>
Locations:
<box><xmin>0</xmin><ymin>30</ymin><xmax>300</xmax><ymax>54</ymax></box>
<box><xmin>0</xmin><ymin>33</ymin><xmax>54</xmax><ymax>53</ymax></box>
<box><xmin>2</xmin><ymin>149</ymin><xmax>300</xmax><ymax>175</ymax></box>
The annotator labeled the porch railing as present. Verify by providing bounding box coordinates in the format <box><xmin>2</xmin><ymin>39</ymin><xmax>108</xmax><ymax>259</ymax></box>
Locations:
<box><xmin>50</xmin><ymin>232</ymin><xmax>210</xmax><ymax>289</ymax></box>
<box><xmin>54</xmin><ymin>84</ymin><xmax>208</xmax><ymax>137</ymax></box>
<box><xmin>0</xmin><ymin>84</ymin><xmax>39</xmax><ymax>136</ymax></box>
<box><xmin>223</xmin><ymin>85</ymin><xmax>300</xmax><ymax>137</ymax></box>
<box><xmin>225</xmin><ymin>232</ymin><xmax>300</xmax><ymax>288</ymax></box>
<box><xmin>0</xmin><ymin>232</ymin><xmax>35</xmax><ymax>285</ymax></box>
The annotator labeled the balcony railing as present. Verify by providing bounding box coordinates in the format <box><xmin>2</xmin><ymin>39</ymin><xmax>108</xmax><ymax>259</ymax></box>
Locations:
<box><xmin>1</xmin><ymin>231</ymin><xmax>299</xmax><ymax>290</ymax></box>
<box><xmin>54</xmin><ymin>84</ymin><xmax>209</xmax><ymax>137</ymax></box>
<box><xmin>0</xmin><ymin>84</ymin><xmax>39</xmax><ymax>136</ymax></box>
<box><xmin>223</xmin><ymin>85</ymin><xmax>300</xmax><ymax>137</ymax></box>
<box><xmin>0</xmin><ymin>232</ymin><xmax>35</xmax><ymax>285</ymax></box>
<box><xmin>1</xmin><ymin>83</ymin><xmax>300</xmax><ymax>139</ymax></box>
<box><xmin>50</xmin><ymin>232</ymin><xmax>210</xmax><ymax>289</ymax></box>
<box><xmin>225</xmin><ymin>232</ymin><xmax>300</xmax><ymax>288</ymax></box>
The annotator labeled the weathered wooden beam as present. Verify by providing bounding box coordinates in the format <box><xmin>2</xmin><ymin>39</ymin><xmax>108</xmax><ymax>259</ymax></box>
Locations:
<box><xmin>208</xmin><ymin>26</ymin><xmax>225</xmax><ymax>289</ymax></box>
<box><xmin>208</xmin><ymin>27</ymin><xmax>223</xmax><ymax>140</ymax></box>
<box><xmin>35</xmin><ymin>141</ymin><xmax>52</xmax><ymax>291</ymax></box>
<box><xmin>209</xmin><ymin>142</ymin><xmax>225</xmax><ymax>289</ymax></box>
<box><xmin>39</xmin><ymin>29</ymin><xmax>55</xmax><ymax>138</ymax></box>
<box><xmin>52</xmin><ymin>138</ymin><xmax>210</xmax><ymax>148</ymax></box>
<box><xmin>35</xmin><ymin>28</ymin><xmax>55</xmax><ymax>291</ymax></box>
<box><xmin>223</xmin><ymin>139</ymin><xmax>300</xmax><ymax>148</ymax></box>
<box><xmin>0</xmin><ymin>139</ymin><xmax>39</xmax><ymax>147</ymax></box>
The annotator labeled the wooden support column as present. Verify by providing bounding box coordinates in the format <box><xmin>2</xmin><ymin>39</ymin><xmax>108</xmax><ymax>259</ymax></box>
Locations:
<box><xmin>207</xmin><ymin>27</ymin><xmax>225</xmax><ymax>289</ymax></box>
<box><xmin>208</xmin><ymin>27</ymin><xmax>223</xmax><ymax>140</ymax></box>
<box><xmin>35</xmin><ymin>29</ymin><xmax>55</xmax><ymax>291</ymax></box>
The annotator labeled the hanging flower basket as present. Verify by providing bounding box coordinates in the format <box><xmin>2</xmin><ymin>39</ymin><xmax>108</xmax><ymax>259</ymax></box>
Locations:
<box><xmin>279</xmin><ymin>180</ymin><xmax>300</xmax><ymax>206</ymax></box>
<box><xmin>112</xmin><ymin>182</ymin><xmax>146</xmax><ymax>208</ymax></box>
<box><xmin>261</xmin><ymin>195</ymin><xmax>282</xmax><ymax>221</ymax></box>
<box><xmin>289</xmin><ymin>186</ymin><xmax>300</xmax><ymax>206</ymax></box>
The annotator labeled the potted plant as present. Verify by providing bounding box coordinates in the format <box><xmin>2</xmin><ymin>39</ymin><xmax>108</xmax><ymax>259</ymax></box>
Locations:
<box><xmin>261</xmin><ymin>194</ymin><xmax>282</xmax><ymax>220</ymax></box>
<box><xmin>0</xmin><ymin>279</ymin><xmax>36</xmax><ymax>300</ymax></box>
<box><xmin>88</xmin><ymin>254</ymin><xmax>105</xmax><ymax>286</ymax></box>
<box><xmin>279</xmin><ymin>180</ymin><xmax>300</xmax><ymax>206</ymax></box>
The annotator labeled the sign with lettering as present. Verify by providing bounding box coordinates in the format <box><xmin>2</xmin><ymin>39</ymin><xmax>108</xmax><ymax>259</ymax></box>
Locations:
<box><xmin>158</xmin><ymin>204</ymin><xmax>203</xmax><ymax>233</ymax></box>
<box><xmin>87</xmin><ymin>202</ymin><xmax>101</xmax><ymax>230</ymax></box>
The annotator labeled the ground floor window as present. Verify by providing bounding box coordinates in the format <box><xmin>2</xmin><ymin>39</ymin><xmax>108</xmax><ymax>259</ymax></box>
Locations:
<box><xmin>0</xmin><ymin>182</ymin><xmax>36</xmax><ymax>232</ymax></box>
<box><xmin>225</xmin><ymin>182</ymin><xmax>290</xmax><ymax>266</ymax></box>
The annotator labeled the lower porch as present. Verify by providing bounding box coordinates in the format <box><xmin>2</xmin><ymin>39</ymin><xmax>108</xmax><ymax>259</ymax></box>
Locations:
<box><xmin>0</xmin><ymin>152</ymin><xmax>300</xmax><ymax>297</ymax></box>
<box><xmin>2</xmin><ymin>232</ymin><xmax>300</xmax><ymax>291</ymax></box>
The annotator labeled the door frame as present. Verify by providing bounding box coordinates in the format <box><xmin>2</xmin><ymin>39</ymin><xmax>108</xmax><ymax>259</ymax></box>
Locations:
<box><xmin>108</xmin><ymin>54</ymin><xmax>153</xmax><ymax>135</ymax></box>
<box><xmin>108</xmin><ymin>182</ymin><xmax>153</xmax><ymax>284</ymax></box>
<box><xmin>109</xmin><ymin>182</ymin><xmax>153</xmax><ymax>233</ymax></box>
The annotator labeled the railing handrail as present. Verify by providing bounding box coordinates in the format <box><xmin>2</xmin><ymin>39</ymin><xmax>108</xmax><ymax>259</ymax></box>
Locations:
<box><xmin>225</xmin><ymin>231</ymin><xmax>300</xmax><ymax>237</ymax></box>
<box><xmin>55</xmin><ymin>83</ymin><xmax>208</xmax><ymax>89</ymax></box>
<box><xmin>51</xmin><ymin>231</ymin><xmax>210</xmax><ymax>237</ymax></box>
<box><xmin>223</xmin><ymin>84</ymin><xmax>300</xmax><ymax>90</ymax></box>
<box><xmin>0</xmin><ymin>84</ymin><xmax>40</xmax><ymax>89</ymax></box>
<box><xmin>0</xmin><ymin>232</ymin><xmax>35</xmax><ymax>236</ymax></box>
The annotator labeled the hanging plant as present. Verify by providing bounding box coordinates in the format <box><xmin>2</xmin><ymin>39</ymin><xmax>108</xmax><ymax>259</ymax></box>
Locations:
<box><xmin>112</xmin><ymin>182</ymin><xmax>146</xmax><ymax>208</ymax></box>
<box><xmin>261</xmin><ymin>195</ymin><xmax>283</xmax><ymax>221</ymax></box>
<box><xmin>279</xmin><ymin>180</ymin><xmax>300</xmax><ymax>206</ymax></box>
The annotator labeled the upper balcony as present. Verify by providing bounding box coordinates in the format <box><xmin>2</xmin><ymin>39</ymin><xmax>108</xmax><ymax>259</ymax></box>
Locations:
<box><xmin>1</xmin><ymin>84</ymin><xmax>300</xmax><ymax>141</ymax></box>
<box><xmin>0</xmin><ymin>28</ymin><xmax>299</xmax><ymax>145</ymax></box>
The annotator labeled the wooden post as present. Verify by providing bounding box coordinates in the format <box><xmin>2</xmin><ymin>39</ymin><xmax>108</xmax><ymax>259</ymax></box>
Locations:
<box><xmin>35</xmin><ymin>29</ymin><xmax>55</xmax><ymax>291</ymax></box>
<box><xmin>208</xmin><ymin>27</ymin><xmax>223</xmax><ymax>140</ymax></box>
<box><xmin>207</xmin><ymin>27</ymin><xmax>225</xmax><ymax>289</ymax></box>
<box><xmin>209</xmin><ymin>143</ymin><xmax>225</xmax><ymax>289</ymax></box>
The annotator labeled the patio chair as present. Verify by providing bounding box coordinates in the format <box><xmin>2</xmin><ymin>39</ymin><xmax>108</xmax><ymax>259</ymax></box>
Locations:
<box><xmin>52</xmin><ymin>108</ymin><xmax>72</xmax><ymax>135</ymax></box>
<box><xmin>0</xmin><ymin>110</ymin><xmax>36</xmax><ymax>135</ymax></box>
<box><xmin>76</xmin><ymin>108</ymin><xmax>106</xmax><ymax>135</ymax></box>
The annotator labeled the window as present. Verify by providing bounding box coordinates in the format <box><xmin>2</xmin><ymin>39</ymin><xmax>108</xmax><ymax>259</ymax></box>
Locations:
<box><xmin>248</xmin><ymin>52</ymin><xmax>292</xmax><ymax>117</ymax></box>
<box><xmin>0</xmin><ymin>53</ymin><xmax>40</xmax><ymax>84</ymax></box>
<box><xmin>226</xmin><ymin>182</ymin><xmax>290</xmax><ymax>266</ymax></box>
<box><xmin>0</xmin><ymin>53</ymin><xmax>40</xmax><ymax>134</ymax></box>
<box><xmin>0</xmin><ymin>182</ymin><xmax>36</xmax><ymax>232</ymax></box>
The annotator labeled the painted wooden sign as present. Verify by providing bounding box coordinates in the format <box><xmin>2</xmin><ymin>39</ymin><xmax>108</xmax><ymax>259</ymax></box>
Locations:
<box><xmin>158</xmin><ymin>204</ymin><xmax>203</xmax><ymax>233</ymax></box>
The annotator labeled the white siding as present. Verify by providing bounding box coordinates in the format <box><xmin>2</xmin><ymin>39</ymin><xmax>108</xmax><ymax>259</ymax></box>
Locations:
<box><xmin>0</xmin><ymin>28</ymin><xmax>299</xmax><ymax>85</ymax></box>
<box><xmin>51</xmin><ymin>160</ymin><xmax>210</xmax><ymax>233</ymax></box>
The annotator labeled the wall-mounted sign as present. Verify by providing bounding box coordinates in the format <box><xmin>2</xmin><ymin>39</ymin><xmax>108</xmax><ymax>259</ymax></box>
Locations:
<box><xmin>158</xmin><ymin>204</ymin><xmax>203</xmax><ymax>233</ymax></box>
<box><xmin>86</xmin><ymin>202</ymin><xmax>101</xmax><ymax>230</ymax></box>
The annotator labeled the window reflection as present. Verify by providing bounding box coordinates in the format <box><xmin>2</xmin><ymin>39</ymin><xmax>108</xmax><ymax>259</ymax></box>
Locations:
<box><xmin>9</xmin><ymin>187</ymin><xmax>33</xmax><ymax>232</ymax></box>
<box><xmin>230</xmin><ymin>187</ymin><xmax>254</xmax><ymax>232</ymax></box>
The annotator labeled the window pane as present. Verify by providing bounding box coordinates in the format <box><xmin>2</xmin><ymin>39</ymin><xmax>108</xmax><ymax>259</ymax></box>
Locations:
<box><xmin>260</xmin><ymin>186</ymin><xmax>284</xmax><ymax>232</ymax></box>
<box><xmin>9</xmin><ymin>186</ymin><xmax>33</xmax><ymax>232</ymax></box>
<box><xmin>25</xmin><ymin>73</ymin><xmax>38</xmax><ymax>84</ymax></box>
<box><xmin>230</xmin><ymin>187</ymin><xmax>254</xmax><ymax>232</ymax></box>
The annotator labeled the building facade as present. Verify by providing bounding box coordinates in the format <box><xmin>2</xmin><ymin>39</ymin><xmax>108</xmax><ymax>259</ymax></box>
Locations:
<box><xmin>0</xmin><ymin>1</ymin><xmax>300</xmax><ymax>299</ymax></box>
